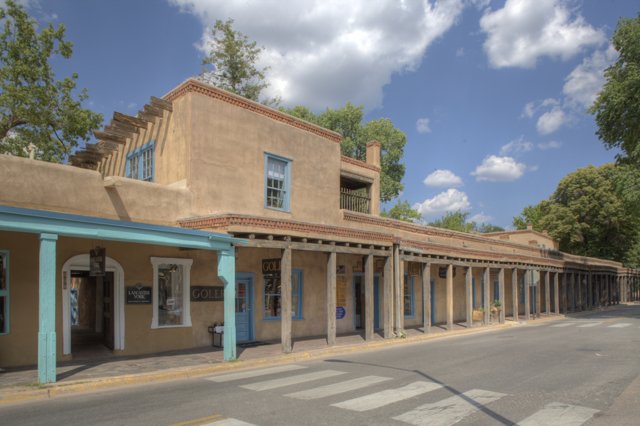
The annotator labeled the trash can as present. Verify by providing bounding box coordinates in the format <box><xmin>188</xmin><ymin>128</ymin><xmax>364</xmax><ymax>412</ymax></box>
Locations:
<box><xmin>208</xmin><ymin>323</ymin><xmax>224</xmax><ymax>348</ymax></box>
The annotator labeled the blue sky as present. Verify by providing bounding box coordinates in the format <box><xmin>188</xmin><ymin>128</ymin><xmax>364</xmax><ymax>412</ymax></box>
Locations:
<box><xmin>22</xmin><ymin>0</ymin><xmax>638</xmax><ymax>228</ymax></box>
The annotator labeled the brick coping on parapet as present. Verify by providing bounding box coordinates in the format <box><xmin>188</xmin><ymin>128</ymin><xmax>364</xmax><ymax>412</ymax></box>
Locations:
<box><xmin>0</xmin><ymin>313</ymin><xmax>569</xmax><ymax>406</ymax></box>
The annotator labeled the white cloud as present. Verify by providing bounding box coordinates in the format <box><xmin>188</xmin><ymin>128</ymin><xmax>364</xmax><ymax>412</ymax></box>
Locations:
<box><xmin>479</xmin><ymin>0</ymin><xmax>605</xmax><ymax>68</ymax></box>
<box><xmin>170</xmin><ymin>0</ymin><xmax>465</xmax><ymax>110</ymax></box>
<box><xmin>536</xmin><ymin>107</ymin><xmax>566</xmax><ymax>134</ymax></box>
<box><xmin>522</xmin><ymin>102</ymin><xmax>535</xmax><ymax>119</ymax></box>
<box><xmin>416</xmin><ymin>117</ymin><xmax>431</xmax><ymax>134</ymax></box>
<box><xmin>470</xmin><ymin>212</ymin><xmax>492</xmax><ymax>223</ymax></box>
<box><xmin>472</xmin><ymin>155</ymin><xmax>527</xmax><ymax>182</ymax></box>
<box><xmin>413</xmin><ymin>189</ymin><xmax>470</xmax><ymax>217</ymax></box>
<box><xmin>500</xmin><ymin>136</ymin><xmax>533</xmax><ymax>155</ymax></box>
<box><xmin>423</xmin><ymin>169</ymin><xmax>463</xmax><ymax>187</ymax></box>
<box><xmin>563</xmin><ymin>44</ymin><xmax>617</xmax><ymax>110</ymax></box>
<box><xmin>537</xmin><ymin>140</ymin><xmax>562</xmax><ymax>150</ymax></box>
<box><xmin>522</xmin><ymin>98</ymin><xmax>559</xmax><ymax>119</ymax></box>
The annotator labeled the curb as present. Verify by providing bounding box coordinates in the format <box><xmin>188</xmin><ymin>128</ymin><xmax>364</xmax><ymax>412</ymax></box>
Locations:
<box><xmin>0</xmin><ymin>314</ymin><xmax>566</xmax><ymax>406</ymax></box>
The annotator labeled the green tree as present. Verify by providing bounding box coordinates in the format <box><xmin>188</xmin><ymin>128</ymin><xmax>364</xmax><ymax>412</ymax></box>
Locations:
<box><xmin>512</xmin><ymin>202</ymin><xmax>549</xmax><ymax>230</ymax></box>
<box><xmin>590</xmin><ymin>16</ymin><xmax>640</xmax><ymax>165</ymax></box>
<box><xmin>381</xmin><ymin>200</ymin><xmax>421</xmax><ymax>222</ymax></box>
<box><xmin>476</xmin><ymin>223</ymin><xmax>505</xmax><ymax>233</ymax></box>
<box><xmin>0</xmin><ymin>0</ymin><xmax>102</xmax><ymax>162</ymax></box>
<box><xmin>284</xmin><ymin>103</ymin><xmax>407</xmax><ymax>202</ymax></box>
<box><xmin>429</xmin><ymin>211</ymin><xmax>475</xmax><ymax>233</ymax></box>
<box><xmin>201</xmin><ymin>18</ymin><xmax>276</xmax><ymax>104</ymax></box>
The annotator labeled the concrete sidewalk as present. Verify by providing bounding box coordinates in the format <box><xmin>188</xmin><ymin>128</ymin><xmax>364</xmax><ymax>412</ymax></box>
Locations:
<box><xmin>0</xmin><ymin>314</ymin><xmax>564</xmax><ymax>405</ymax></box>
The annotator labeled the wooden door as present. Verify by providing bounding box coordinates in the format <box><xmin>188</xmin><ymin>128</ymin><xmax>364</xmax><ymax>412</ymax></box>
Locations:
<box><xmin>102</xmin><ymin>272</ymin><xmax>115</xmax><ymax>350</ymax></box>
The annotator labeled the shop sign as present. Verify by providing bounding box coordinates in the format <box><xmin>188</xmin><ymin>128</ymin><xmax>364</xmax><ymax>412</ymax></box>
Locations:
<box><xmin>126</xmin><ymin>284</ymin><xmax>151</xmax><ymax>304</ymax></box>
<box><xmin>262</xmin><ymin>258</ymin><xmax>281</xmax><ymax>275</ymax></box>
<box><xmin>336</xmin><ymin>306</ymin><xmax>346</xmax><ymax>319</ymax></box>
<box><xmin>191</xmin><ymin>285</ymin><xmax>224</xmax><ymax>301</ymax></box>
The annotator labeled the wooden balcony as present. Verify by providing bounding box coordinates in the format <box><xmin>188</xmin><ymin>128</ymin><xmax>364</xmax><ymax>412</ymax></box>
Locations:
<box><xmin>340</xmin><ymin>187</ymin><xmax>371</xmax><ymax>214</ymax></box>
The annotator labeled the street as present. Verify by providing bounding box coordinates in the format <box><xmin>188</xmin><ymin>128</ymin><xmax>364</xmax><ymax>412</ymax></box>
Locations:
<box><xmin>2</xmin><ymin>305</ymin><xmax>639</xmax><ymax>426</ymax></box>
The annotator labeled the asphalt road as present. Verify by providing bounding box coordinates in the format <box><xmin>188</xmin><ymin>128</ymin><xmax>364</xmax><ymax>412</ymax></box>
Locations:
<box><xmin>2</xmin><ymin>305</ymin><xmax>639</xmax><ymax>426</ymax></box>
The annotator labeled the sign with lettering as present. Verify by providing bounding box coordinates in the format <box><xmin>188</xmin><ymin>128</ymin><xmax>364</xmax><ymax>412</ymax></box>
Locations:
<box><xmin>262</xmin><ymin>258</ymin><xmax>281</xmax><ymax>275</ymax></box>
<box><xmin>336</xmin><ymin>306</ymin><xmax>346</xmax><ymax>319</ymax></box>
<box><xmin>191</xmin><ymin>286</ymin><xmax>224</xmax><ymax>302</ymax></box>
<box><xmin>126</xmin><ymin>285</ymin><xmax>151</xmax><ymax>304</ymax></box>
<box><xmin>89</xmin><ymin>246</ymin><xmax>106</xmax><ymax>277</ymax></box>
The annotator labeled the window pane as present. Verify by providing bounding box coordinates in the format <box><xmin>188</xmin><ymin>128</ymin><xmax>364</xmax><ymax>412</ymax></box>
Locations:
<box><xmin>158</xmin><ymin>264</ymin><xmax>184</xmax><ymax>326</ymax></box>
<box><xmin>142</xmin><ymin>148</ymin><xmax>153</xmax><ymax>181</ymax></box>
<box><xmin>130</xmin><ymin>156</ymin><xmax>139</xmax><ymax>180</ymax></box>
<box><xmin>266</xmin><ymin>157</ymin><xmax>287</xmax><ymax>209</ymax></box>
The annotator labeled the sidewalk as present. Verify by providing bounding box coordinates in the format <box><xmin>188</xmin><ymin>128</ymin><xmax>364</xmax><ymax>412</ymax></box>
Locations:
<box><xmin>0</xmin><ymin>314</ymin><xmax>563</xmax><ymax>405</ymax></box>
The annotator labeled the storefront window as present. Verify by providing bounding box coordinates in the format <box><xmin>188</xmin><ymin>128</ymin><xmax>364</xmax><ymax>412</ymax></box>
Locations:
<box><xmin>264</xmin><ymin>269</ymin><xmax>302</xmax><ymax>320</ymax></box>
<box><xmin>0</xmin><ymin>251</ymin><xmax>8</xmax><ymax>334</ymax></box>
<box><xmin>404</xmin><ymin>274</ymin><xmax>415</xmax><ymax>318</ymax></box>
<box><xmin>151</xmin><ymin>257</ymin><xmax>192</xmax><ymax>328</ymax></box>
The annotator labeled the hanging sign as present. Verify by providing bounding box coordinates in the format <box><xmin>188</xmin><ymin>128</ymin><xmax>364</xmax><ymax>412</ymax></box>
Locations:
<box><xmin>336</xmin><ymin>306</ymin><xmax>346</xmax><ymax>319</ymax></box>
<box><xmin>262</xmin><ymin>258</ymin><xmax>281</xmax><ymax>276</ymax></box>
<box><xmin>126</xmin><ymin>284</ymin><xmax>152</xmax><ymax>304</ymax></box>
<box><xmin>89</xmin><ymin>246</ymin><xmax>106</xmax><ymax>276</ymax></box>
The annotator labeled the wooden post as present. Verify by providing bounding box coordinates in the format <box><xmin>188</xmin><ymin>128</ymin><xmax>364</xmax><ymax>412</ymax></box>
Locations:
<box><xmin>384</xmin><ymin>255</ymin><xmax>393</xmax><ymax>338</ymax></box>
<box><xmin>393</xmin><ymin>245</ymin><xmax>402</xmax><ymax>335</ymax></box>
<box><xmin>498</xmin><ymin>268</ymin><xmax>505</xmax><ymax>324</ymax></box>
<box><xmin>545</xmin><ymin>271</ymin><xmax>551</xmax><ymax>315</ymax></box>
<box><xmin>512</xmin><ymin>268</ymin><xmax>519</xmax><ymax>322</ymax></box>
<box><xmin>281</xmin><ymin>247</ymin><xmax>292</xmax><ymax>353</ymax></box>
<box><xmin>38</xmin><ymin>233</ymin><xmax>58</xmax><ymax>384</ymax></box>
<box><xmin>562</xmin><ymin>272</ymin><xmax>568</xmax><ymax>313</ymax></box>
<box><xmin>571</xmin><ymin>272</ymin><xmax>576</xmax><ymax>311</ymax></box>
<box><xmin>535</xmin><ymin>270</ymin><xmax>541</xmax><ymax>318</ymax></box>
<box><xmin>483</xmin><ymin>267</ymin><xmax>490</xmax><ymax>325</ymax></box>
<box><xmin>466</xmin><ymin>266</ymin><xmax>473</xmax><ymax>328</ymax></box>
<box><xmin>524</xmin><ymin>270</ymin><xmax>531</xmax><ymax>320</ymax></box>
<box><xmin>446</xmin><ymin>264</ymin><xmax>454</xmax><ymax>330</ymax></box>
<box><xmin>423</xmin><ymin>262</ymin><xmax>431</xmax><ymax>333</ymax></box>
<box><xmin>577</xmin><ymin>273</ymin><xmax>582</xmax><ymax>311</ymax></box>
<box><xmin>554</xmin><ymin>272</ymin><xmax>560</xmax><ymax>314</ymax></box>
<box><xmin>364</xmin><ymin>254</ymin><xmax>374</xmax><ymax>341</ymax></box>
<box><xmin>326</xmin><ymin>251</ymin><xmax>336</xmax><ymax>346</ymax></box>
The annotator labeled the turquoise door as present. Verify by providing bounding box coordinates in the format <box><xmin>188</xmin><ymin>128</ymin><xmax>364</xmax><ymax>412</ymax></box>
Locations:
<box><xmin>235</xmin><ymin>277</ymin><xmax>253</xmax><ymax>342</ymax></box>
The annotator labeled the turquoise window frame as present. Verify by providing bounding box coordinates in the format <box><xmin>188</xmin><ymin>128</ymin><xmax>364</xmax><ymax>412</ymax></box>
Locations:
<box><xmin>264</xmin><ymin>153</ymin><xmax>291</xmax><ymax>212</ymax></box>
<box><xmin>126</xmin><ymin>141</ymin><xmax>155</xmax><ymax>182</ymax></box>
<box><xmin>403</xmin><ymin>274</ymin><xmax>415</xmax><ymax>319</ymax></box>
<box><xmin>0</xmin><ymin>250</ymin><xmax>9</xmax><ymax>335</ymax></box>
<box><xmin>494</xmin><ymin>279</ymin><xmax>499</xmax><ymax>300</ymax></box>
<box><xmin>263</xmin><ymin>268</ymin><xmax>303</xmax><ymax>320</ymax></box>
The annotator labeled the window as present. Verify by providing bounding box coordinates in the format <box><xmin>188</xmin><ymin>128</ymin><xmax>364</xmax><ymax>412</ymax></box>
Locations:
<box><xmin>519</xmin><ymin>273</ymin><xmax>525</xmax><ymax>304</ymax></box>
<box><xmin>0</xmin><ymin>251</ymin><xmax>8</xmax><ymax>334</ymax></box>
<box><xmin>151</xmin><ymin>257</ymin><xmax>192</xmax><ymax>328</ymax></box>
<box><xmin>265</xmin><ymin>154</ymin><xmax>291</xmax><ymax>211</ymax></box>
<box><xmin>126</xmin><ymin>141</ymin><xmax>155</xmax><ymax>182</ymax></box>
<box><xmin>404</xmin><ymin>274</ymin><xmax>415</xmax><ymax>318</ymax></box>
<box><xmin>264</xmin><ymin>269</ymin><xmax>302</xmax><ymax>320</ymax></box>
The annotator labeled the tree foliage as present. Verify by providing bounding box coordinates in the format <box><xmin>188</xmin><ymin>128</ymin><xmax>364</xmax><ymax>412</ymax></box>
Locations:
<box><xmin>590</xmin><ymin>15</ymin><xmax>640</xmax><ymax>165</ymax></box>
<box><xmin>381</xmin><ymin>200</ymin><xmax>421</xmax><ymax>222</ymax></box>
<box><xmin>513</xmin><ymin>164</ymin><xmax>640</xmax><ymax>265</ymax></box>
<box><xmin>201</xmin><ymin>18</ymin><xmax>276</xmax><ymax>105</ymax></box>
<box><xmin>284</xmin><ymin>103</ymin><xmax>406</xmax><ymax>202</ymax></box>
<box><xmin>0</xmin><ymin>0</ymin><xmax>102</xmax><ymax>162</ymax></box>
<box><xmin>428</xmin><ymin>210</ymin><xmax>504</xmax><ymax>233</ymax></box>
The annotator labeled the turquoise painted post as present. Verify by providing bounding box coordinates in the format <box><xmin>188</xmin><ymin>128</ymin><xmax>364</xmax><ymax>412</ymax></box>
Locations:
<box><xmin>38</xmin><ymin>233</ymin><xmax>57</xmax><ymax>384</ymax></box>
<box><xmin>218</xmin><ymin>248</ymin><xmax>236</xmax><ymax>361</ymax></box>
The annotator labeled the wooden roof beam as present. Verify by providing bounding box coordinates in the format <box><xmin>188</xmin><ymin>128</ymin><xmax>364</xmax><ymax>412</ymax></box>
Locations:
<box><xmin>114</xmin><ymin>111</ymin><xmax>148</xmax><ymax>129</ymax></box>
<box><xmin>93</xmin><ymin>130</ymin><xmax>127</xmax><ymax>144</ymax></box>
<box><xmin>109</xmin><ymin>120</ymin><xmax>138</xmax><ymax>135</ymax></box>
<box><xmin>150</xmin><ymin>96</ymin><xmax>173</xmax><ymax>111</ymax></box>
<box><xmin>144</xmin><ymin>104</ymin><xmax>164</xmax><ymax>117</ymax></box>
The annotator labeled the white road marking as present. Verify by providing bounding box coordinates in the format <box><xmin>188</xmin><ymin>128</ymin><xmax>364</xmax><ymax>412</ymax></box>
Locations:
<box><xmin>608</xmin><ymin>323</ymin><xmax>632</xmax><ymax>328</ymax></box>
<box><xmin>205</xmin><ymin>419</ymin><xmax>257</xmax><ymax>426</ymax></box>
<box><xmin>393</xmin><ymin>388</ymin><xmax>506</xmax><ymax>426</ymax></box>
<box><xmin>576</xmin><ymin>322</ymin><xmax>602</xmax><ymax>328</ymax></box>
<box><xmin>285</xmin><ymin>375</ymin><xmax>391</xmax><ymax>400</ymax></box>
<box><xmin>551</xmin><ymin>323</ymin><xmax>578</xmax><ymax>328</ymax></box>
<box><xmin>241</xmin><ymin>370</ymin><xmax>345</xmax><ymax>391</ymax></box>
<box><xmin>331</xmin><ymin>381</ymin><xmax>442</xmax><ymax>412</ymax></box>
<box><xmin>517</xmin><ymin>402</ymin><xmax>599</xmax><ymax>426</ymax></box>
<box><xmin>205</xmin><ymin>365</ymin><xmax>306</xmax><ymax>383</ymax></box>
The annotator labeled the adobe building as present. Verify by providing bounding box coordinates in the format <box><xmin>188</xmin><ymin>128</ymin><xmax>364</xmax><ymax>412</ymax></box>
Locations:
<box><xmin>1</xmin><ymin>78</ymin><xmax>638</xmax><ymax>384</ymax></box>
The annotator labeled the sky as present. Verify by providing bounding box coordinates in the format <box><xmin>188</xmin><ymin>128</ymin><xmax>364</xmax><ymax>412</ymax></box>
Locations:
<box><xmin>16</xmin><ymin>0</ymin><xmax>639</xmax><ymax>228</ymax></box>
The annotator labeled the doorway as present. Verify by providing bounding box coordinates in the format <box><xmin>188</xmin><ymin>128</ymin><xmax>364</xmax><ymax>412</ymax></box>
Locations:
<box><xmin>69</xmin><ymin>271</ymin><xmax>115</xmax><ymax>357</ymax></box>
<box><xmin>353</xmin><ymin>274</ymin><xmax>380</xmax><ymax>330</ymax></box>
<box><xmin>235</xmin><ymin>275</ymin><xmax>254</xmax><ymax>342</ymax></box>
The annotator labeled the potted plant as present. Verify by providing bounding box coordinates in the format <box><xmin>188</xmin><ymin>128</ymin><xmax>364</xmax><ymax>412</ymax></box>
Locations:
<box><xmin>472</xmin><ymin>306</ymin><xmax>484</xmax><ymax>322</ymax></box>
<box><xmin>491</xmin><ymin>299</ymin><xmax>502</xmax><ymax>322</ymax></box>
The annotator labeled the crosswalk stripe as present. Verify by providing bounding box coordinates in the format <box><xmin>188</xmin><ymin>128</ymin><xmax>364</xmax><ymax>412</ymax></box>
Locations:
<box><xmin>205</xmin><ymin>365</ymin><xmax>306</xmax><ymax>383</ymax></box>
<box><xmin>285</xmin><ymin>375</ymin><xmax>391</xmax><ymax>400</ymax></box>
<box><xmin>551</xmin><ymin>322</ymin><xmax>577</xmax><ymax>327</ymax></box>
<box><xmin>517</xmin><ymin>402</ymin><xmax>598</xmax><ymax>426</ymax></box>
<box><xmin>241</xmin><ymin>370</ymin><xmax>345</xmax><ymax>391</ymax></box>
<box><xmin>608</xmin><ymin>323</ymin><xmax>631</xmax><ymax>328</ymax></box>
<box><xmin>393</xmin><ymin>388</ymin><xmax>506</xmax><ymax>426</ymax></box>
<box><xmin>204</xmin><ymin>419</ymin><xmax>257</xmax><ymax>426</ymax></box>
<box><xmin>576</xmin><ymin>322</ymin><xmax>602</xmax><ymax>328</ymax></box>
<box><xmin>331</xmin><ymin>381</ymin><xmax>442</xmax><ymax>412</ymax></box>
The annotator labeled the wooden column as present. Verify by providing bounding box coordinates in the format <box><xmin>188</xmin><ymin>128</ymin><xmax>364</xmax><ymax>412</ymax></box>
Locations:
<box><xmin>512</xmin><ymin>268</ymin><xmax>519</xmax><ymax>322</ymax></box>
<box><xmin>326</xmin><ymin>251</ymin><xmax>336</xmax><ymax>346</ymax></box>
<box><xmin>446</xmin><ymin>264</ymin><xmax>454</xmax><ymax>330</ymax></box>
<box><xmin>364</xmin><ymin>253</ymin><xmax>374</xmax><ymax>341</ymax></box>
<box><xmin>545</xmin><ymin>271</ymin><xmax>551</xmax><ymax>315</ymax></box>
<box><xmin>577</xmin><ymin>273</ymin><xmax>583</xmax><ymax>311</ymax></box>
<box><xmin>553</xmin><ymin>272</ymin><xmax>560</xmax><ymax>315</ymax></box>
<box><xmin>38</xmin><ymin>233</ymin><xmax>58</xmax><ymax>384</ymax></box>
<box><xmin>393</xmin><ymin>245</ymin><xmax>402</xmax><ymax>335</ymax></box>
<box><xmin>569</xmin><ymin>272</ymin><xmax>575</xmax><ymax>311</ymax></box>
<box><xmin>383</xmin><ymin>255</ymin><xmax>393</xmax><ymax>338</ymax></box>
<box><xmin>561</xmin><ymin>273</ymin><xmax>567</xmax><ymax>313</ymax></box>
<box><xmin>466</xmin><ymin>266</ymin><xmax>473</xmax><ymax>328</ymax></box>
<box><xmin>483</xmin><ymin>267</ymin><xmax>490</xmax><ymax>325</ymax></box>
<box><xmin>535</xmin><ymin>270</ymin><xmax>541</xmax><ymax>318</ymax></box>
<box><xmin>281</xmin><ymin>247</ymin><xmax>292</xmax><ymax>353</ymax></box>
<box><xmin>524</xmin><ymin>270</ymin><xmax>531</xmax><ymax>320</ymax></box>
<box><xmin>423</xmin><ymin>262</ymin><xmax>431</xmax><ymax>333</ymax></box>
<box><xmin>498</xmin><ymin>268</ymin><xmax>505</xmax><ymax>324</ymax></box>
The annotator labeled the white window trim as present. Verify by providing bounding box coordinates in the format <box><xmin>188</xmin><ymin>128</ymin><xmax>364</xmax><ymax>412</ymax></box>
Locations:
<box><xmin>151</xmin><ymin>257</ymin><xmax>193</xmax><ymax>329</ymax></box>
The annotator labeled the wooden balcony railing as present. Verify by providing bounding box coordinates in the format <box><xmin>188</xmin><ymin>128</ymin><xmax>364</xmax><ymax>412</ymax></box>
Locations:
<box><xmin>340</xmin><ymin>187</ymin><xmax>370</xmax><ymax>214</ymax></box>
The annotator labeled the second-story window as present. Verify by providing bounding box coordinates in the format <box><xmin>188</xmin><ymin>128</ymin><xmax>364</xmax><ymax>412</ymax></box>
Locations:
<box><xmin>265</xmin><ymin>154</ymin><xmax>290</xmax><ymax>211</ymax></box>
<box><xmin>126</xmin><ymin>141</ymin><xmax>155</xmax><ymax>182</ymax></box>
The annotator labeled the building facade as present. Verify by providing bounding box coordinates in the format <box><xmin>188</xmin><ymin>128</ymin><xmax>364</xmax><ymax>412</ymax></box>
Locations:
<box><xmin>1</xmin><ymin>78</ymin><xmax>639</xmax><ymax>383</ymax></box>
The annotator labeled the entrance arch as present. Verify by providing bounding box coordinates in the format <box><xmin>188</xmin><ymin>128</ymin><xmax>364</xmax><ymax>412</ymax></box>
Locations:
<box><xmin>62</xmin><ymin>254</ymin><xmax>125</xmax><ymax>355</ymax></box>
